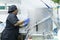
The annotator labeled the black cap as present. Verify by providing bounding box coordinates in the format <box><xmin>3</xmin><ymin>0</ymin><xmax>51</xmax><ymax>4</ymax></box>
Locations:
<box><xmin>8</xmin><ymin>5</ymin><xmax>17</xmax><ymax>13</ymax></box>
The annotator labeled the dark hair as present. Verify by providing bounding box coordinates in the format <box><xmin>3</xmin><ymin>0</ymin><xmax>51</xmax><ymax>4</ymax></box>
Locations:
<box><xmin>8</xmin><ymin>5</ymin><xmax>17</xmax><ymax>13</ymax></box>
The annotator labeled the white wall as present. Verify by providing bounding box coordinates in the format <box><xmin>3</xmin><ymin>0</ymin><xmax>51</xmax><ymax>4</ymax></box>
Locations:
<box><xmin>0</xmin><ymin>10</ymin><xmax>8</xmax><ymax>22</ymax></box>
<box><xmin>0</xmin><ymin>0</ymin><xmax>21</xmax><ymax>4</ymax></box>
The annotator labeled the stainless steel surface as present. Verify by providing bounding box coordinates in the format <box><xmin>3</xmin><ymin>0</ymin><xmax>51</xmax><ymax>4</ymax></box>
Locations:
<box><xmin>25</xmin><ymin>8</ymin><xmax>53</xmax><ymax>40</ymax></box>
<box><xmin>27</xmin><ymin>8</ymin><xmax>53</xmax><ymax>34</ymax></box>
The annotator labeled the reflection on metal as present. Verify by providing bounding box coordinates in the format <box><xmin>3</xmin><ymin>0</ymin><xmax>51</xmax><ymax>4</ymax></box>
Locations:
<box><xmin>26</xmin><ymin>16</ymin><xmax>51</xmax><ymax>31</ymax></box>
<box><xmin>25</xmin><ymin>8</ymin><xmax>53</xmax><ymax>40</ymax></box>
<box><xmin>36</xmin><ymin>22</ymin><xmax>38</xmax><ymax>31</ymax></box>
<box><xmin>26</xmin><ymin>8</ymin><xmax>53</xmax><ymax>33</ymax></box>
<box><xmin>41</xmin><ymin>0</ymin><xmax>50</xmax><ymax>8</ymax></box>
<box><xmin>53</xmin><ymin>6</ymin><xmax>60</xmax><ymax>31</ymax></box>
<box><xmin>31</xmin><ymin>33</ymin><xmax>53</xmax><ymax>40</ymax></box>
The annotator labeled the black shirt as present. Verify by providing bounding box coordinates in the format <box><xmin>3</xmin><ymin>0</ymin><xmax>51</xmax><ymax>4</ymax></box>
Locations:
<box><xmin>5</xmin><ymin>13</ymin><xmax>19</xmax><ymax>31</ymax></box>
<box><xmin>1</xmin><ymin>13</ymin><xmax>19</xmax><ymax>40</ymax></box>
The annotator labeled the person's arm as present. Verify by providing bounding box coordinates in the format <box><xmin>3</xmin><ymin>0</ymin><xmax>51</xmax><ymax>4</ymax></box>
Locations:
<box><xmin>14</xmin><ymin>18</ymin><xmax>30</xmax><ymax>27</ymax></box>
<box><xmin>8</xmin><ymin>15</ymin><xmax>24</xmax><ymax>27</ymax></box>
<box><xmin>14</xmin><ymin>20</ymin><xmax>24</xmax><ymax>26</ymax></box>
<box><xmin>8</xmin><ymin>14</ymin><xmax>29</xmax><ymax>27</ymax></box>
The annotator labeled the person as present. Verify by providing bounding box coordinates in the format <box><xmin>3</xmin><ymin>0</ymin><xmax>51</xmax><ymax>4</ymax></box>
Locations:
<box><xmin>1</xmin><ymin>5</ymin><xmax>26</xmax><ymax>40</ymax></box>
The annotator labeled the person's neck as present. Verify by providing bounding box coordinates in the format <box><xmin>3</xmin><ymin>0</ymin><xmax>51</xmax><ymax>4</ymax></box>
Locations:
<box><xmin>12</xmin><ymin>12</ymin><xmax>16</xmax><ymax>15</ymax></box>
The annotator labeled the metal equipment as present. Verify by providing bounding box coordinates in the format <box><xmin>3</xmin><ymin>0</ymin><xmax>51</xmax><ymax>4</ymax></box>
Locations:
<box><xmin>25</xmin><ymin>8</ymin><xmax>53</xmax><ymax>40</ymax></box>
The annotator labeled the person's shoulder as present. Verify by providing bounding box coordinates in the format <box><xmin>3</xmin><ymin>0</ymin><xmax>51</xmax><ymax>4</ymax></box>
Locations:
<box><xmin>9</xmin><ymin>13</ymin><xmax>15</xmax><ymax>17</ymax></box>
<box><xmin>8</xmin><ymin>13</ymin><xmax>15</xmax><ymax>19</ymax></box>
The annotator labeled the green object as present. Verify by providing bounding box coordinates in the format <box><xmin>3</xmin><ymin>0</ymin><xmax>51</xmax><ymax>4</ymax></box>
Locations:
<box><xmin>31</xmin><ymin>34</ymin><xmax>44</xmax><ymax>40</ymax></box>
<box><xmin>32</xmin><ymin>36</ymin><xmax>44</xmax><ymax>40</ymax></box>
<box><xmin>0</xmin><ymin>6</ymin><xmax>5</xmax><ymax>10</ymax></box>
<box><xmin>52</xmin><ymin>0</ymin><xmax>60</xmax><ymax>4</ymax></box>
<box><xmin>53</xmin><ymin>38</ymin><xmax>58</xmax><ymax>40</ymax></box>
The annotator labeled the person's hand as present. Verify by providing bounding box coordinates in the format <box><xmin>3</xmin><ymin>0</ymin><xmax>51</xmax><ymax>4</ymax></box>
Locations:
<box><xmin>24</xmin><ymin>18</ymin><xmax>30</xmax><ymax>23</ymax></box>
<box><xmin>19</xmin><ymin>18</ymin><xmax>30</xmax><ymax>27</ymax></box>
<box><xmin>23</xmin><ymin>18</ymin><xmax>30</xmax><ymax>27</ymax></box>
<box><xmin>19</xmin><ymin>24</ymin><xmax>24</xmax><ymax>28</ymax></box>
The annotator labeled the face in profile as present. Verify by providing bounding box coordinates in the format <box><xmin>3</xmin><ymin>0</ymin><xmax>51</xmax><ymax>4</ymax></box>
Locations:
<box><xmin>15</xmin><ymin>9</ymin><xmax>18</xmax><ymax>15</ymax></box>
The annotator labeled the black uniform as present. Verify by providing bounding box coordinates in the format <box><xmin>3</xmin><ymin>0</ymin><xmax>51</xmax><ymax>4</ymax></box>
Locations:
<box><xmin>1</xmin><ymin>13</ymin><xmax>19</xmax><ymax>40</ymax></box>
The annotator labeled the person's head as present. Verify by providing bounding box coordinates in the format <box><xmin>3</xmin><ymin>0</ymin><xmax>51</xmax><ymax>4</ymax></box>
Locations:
<box><xmin>8</xmin><ymin>5</ymin><xmax>18</xmax><ymax>15</ymax></box>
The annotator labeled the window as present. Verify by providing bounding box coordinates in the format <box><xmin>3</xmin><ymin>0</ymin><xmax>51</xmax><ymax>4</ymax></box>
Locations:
<box><xmin>0</xmin><ymin>6</ymin><xmax>5</xmax><ymax>10</ymax></box>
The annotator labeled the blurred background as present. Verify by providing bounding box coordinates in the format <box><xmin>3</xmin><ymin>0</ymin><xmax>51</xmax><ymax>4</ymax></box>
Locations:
<box><xmin>0</xmin><ymin>0</ymin><xmax>60</xmax><ymax>40</ymax></box>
